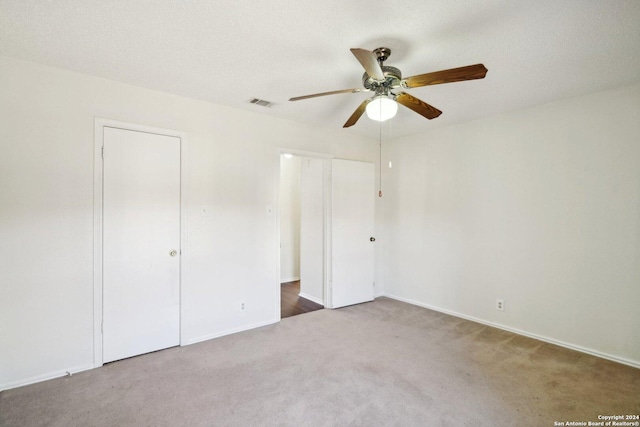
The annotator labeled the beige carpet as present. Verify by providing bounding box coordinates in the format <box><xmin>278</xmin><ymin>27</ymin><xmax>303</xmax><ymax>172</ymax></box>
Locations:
<box><xmin>1</xmin><ymin>298</ymin><xmax>639</xmax><ymax>426</ymax></box>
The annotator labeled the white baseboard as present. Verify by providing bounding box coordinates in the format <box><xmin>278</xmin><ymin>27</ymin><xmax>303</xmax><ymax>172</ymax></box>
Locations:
<box><xmin>379</xmin><ymin>293</ymin><xmax>640</xmax><ymax>370</ymax></box>
<box><xmin>1</xmin><ymin>363</ymin><xmax>94</xmax><ymax>392</ymax></box>
<box><xmin>298</xmin><ymin>292</ymin><xmax>324</xmax><ymax>306</ymax></box>
<box><xmin>183</xmin><ymin>318</ymin><xmax>280</xmax><ymax>346</ymax></box>
<box><xmin>280</xmin><ymin>277</ymin><xmax>300</xmax><ymax>284</ymax></box>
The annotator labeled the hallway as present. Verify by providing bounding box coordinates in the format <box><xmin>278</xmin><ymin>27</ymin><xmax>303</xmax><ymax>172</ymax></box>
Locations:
<box><xmin>280</xmin><ymin>281</ymin><xmax>323</xmax><ymax>318</ymax></box>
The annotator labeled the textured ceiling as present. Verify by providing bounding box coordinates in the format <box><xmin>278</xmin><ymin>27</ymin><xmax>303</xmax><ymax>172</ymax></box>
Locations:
<box><xmin>1</xmin><ymin>0</ymin><xmax>640</xmax><ymax>140</ymax></box>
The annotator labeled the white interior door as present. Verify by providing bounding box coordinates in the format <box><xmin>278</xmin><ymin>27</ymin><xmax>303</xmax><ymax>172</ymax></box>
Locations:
<box><xmin>103</xmin><ymin>127</ymin><xmax>181</xmax><ymax>363</ymax></box>
<box><xmin>300</xmin><ymin>157</ymin><xmax>325</xmax><ymax>305</ymax></box>
<box><xmin>330</xmin><ymin>159</ymin><xmax>375</xmax><ymax>308</ymax></box>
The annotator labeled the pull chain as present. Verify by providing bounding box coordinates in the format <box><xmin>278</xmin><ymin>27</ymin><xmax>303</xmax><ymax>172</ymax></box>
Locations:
<box><xmin>378</xmin><ymin>105</ymin><xmax>383</xmax><ymax>198</ymax></box>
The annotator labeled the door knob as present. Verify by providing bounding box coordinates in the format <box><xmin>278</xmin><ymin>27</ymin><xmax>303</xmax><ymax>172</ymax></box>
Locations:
<box><xmin>370</xmin><ymin>237</ymin><xmax>376</xmax><ymax>242</ymax></box>
<box><xmin>169</xmin><ymin>250</ymin><xmax>178</xmax><ymax>257</ymax></box>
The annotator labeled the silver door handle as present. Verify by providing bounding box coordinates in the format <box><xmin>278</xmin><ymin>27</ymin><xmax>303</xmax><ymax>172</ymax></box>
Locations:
<box><xmin>169</xmin><ymin>250</ymin><xmax>178</xmax><ymax>257</ymax></box>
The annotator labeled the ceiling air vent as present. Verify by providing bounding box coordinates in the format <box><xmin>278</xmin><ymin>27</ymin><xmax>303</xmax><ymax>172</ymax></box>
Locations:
<box><xmin>249</xmin><ymin>98</ymin><xmax>273</xmax><ymax>107</ymax></box>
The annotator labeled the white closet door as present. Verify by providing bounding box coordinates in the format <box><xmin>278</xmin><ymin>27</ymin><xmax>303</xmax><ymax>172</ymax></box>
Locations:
<box><xmin>331</xmin><ymin>159</ymin><xmax>375</xmax><ymax>308</ymax></box>
<box><xmin>103</xmin><ymin>127</ymin><xmax>180</xmax><ymax>363</ymax></box>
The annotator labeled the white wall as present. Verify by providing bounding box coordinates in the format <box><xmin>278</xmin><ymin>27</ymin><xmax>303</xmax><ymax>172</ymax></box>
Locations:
<box><xmin>299</xmin><ymin>157</ymin><xmax>325</xmax><ymax>304</ymax></box>
<box><xmin>0</xmin><ymin>55</ymin><xmax>378</xmax><ymax>389</ymax></box>
<box><xmin>381</xmin><ymin>83</ymin><xmax>640</xmax><ymax>366</ymax></box>
<box><xmin>279</xmin><ymin>155</ymin><xmax>301</xmax><ymax>282</ymax></box>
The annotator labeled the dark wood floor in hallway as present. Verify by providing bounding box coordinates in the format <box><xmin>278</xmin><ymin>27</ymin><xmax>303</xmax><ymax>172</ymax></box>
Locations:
<box><xmin>281</xmin><ymin>280</ymin><xmax>324</xmax><ymax>318</ymax></box>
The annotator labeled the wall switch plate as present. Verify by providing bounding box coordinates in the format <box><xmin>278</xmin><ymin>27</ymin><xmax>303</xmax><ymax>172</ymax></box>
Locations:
<box><xmin>496</xmin><ymin>299</ymin><xmax>504</xmax><ymax>311</ymax></box>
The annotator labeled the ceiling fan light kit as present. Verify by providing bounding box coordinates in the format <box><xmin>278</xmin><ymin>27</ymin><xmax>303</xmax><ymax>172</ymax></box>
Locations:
<box><xmin>366</xmin><ymin>95</ymin><xmax>397</xmax><ymax>122</ymax></box>
<box><xmin>289</xmin><ymin>47</ymin><xmax>488</xmax><ymax>128</ymax></box>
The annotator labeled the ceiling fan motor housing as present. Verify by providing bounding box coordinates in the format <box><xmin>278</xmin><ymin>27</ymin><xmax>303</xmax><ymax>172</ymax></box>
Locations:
<box><xmin>362</xmin><ymin>66</ymin><xmax>402</xmax><ymax>90</ymax></box>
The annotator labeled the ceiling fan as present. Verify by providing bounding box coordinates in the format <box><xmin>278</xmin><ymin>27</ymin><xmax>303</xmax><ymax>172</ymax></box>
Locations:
<box><xmin>289</xmin><ymin>47</ymin><xmax>488</xmax><ymax>128</ymax></box>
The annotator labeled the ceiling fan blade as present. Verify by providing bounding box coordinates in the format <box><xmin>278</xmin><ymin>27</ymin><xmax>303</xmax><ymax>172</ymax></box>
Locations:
<box><xmin>350</xmin><ymin>48</ymin><xmax>385</xmax><ymax>81</ymax></box>
<box><xmin>395</xmin><ymin>92</ymin><xmax>442</xmax><ymax>120</ymax></box>
<box><xmin>289</xmin><ymin>88</ymin><xmax>368</xmax><ymax>101</ymax></box>
<box><xmin>403</xmin><ymin>64</ymin><xmax>488</xmax><ymax>88</ymax></box>
<box><xmin>343</xmin><ymin>98</ymin><xmax>372</xmax><ymax>128</ymax></box>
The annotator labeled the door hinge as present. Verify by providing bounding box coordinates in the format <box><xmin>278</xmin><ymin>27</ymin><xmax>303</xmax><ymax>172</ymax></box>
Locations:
<box><xmin>101</xmin><ymin>146</ymin><xmax>104</xmax><ymax>159</ymax></box>
<box><xmin>101</xmin><ymin>321</ymin><xmax>103</xmax><ymax>333</ymax></box>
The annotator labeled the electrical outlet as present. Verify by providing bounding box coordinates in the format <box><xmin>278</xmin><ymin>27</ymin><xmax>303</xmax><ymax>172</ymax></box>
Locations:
<box><xmin>496</xmin><ymin>299</ymin><xmax>504</xmax><ymax>311</ymax></box>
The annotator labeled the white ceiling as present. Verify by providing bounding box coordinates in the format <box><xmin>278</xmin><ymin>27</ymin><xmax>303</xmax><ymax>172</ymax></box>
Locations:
<box><xmin>1</xmin><ymin>0</ymin><xmax>640</xmax><ymax>140</ymax></box>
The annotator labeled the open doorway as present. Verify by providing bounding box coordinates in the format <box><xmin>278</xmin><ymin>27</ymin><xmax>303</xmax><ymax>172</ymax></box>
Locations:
<box><xmin>279</xmin><ymin>154</ymin><xmax>325</xmax><ymax>318</ymax></box>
